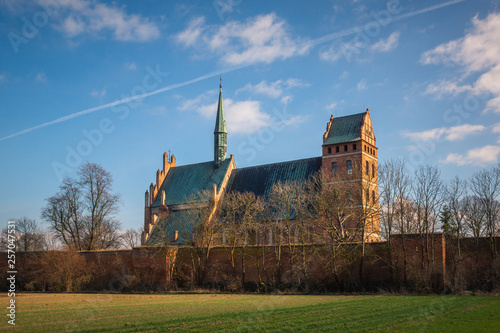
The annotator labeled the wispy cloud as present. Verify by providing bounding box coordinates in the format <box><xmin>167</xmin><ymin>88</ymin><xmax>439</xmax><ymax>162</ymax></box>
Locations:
<box><xmin>35</xmin><ymin>72</ymin><xmax>47</xmax><ymax>82</ymax></box>
<box><xmin>325</xmin><ymin>102</ymin><xmax>337</xmax><ymax>110</ymax></box>
<box><xmin>0</xmin><ymin>65</ymin><xmax>244</xmax><ymax>142</ymax></box>
<box><xmin>125</xmin><ymin>62</ymin><xmax>136</xmax><ymax>70</ymax></box>
<box><xmin>90</xmin><ymin>89</ymin><xmax>106</xmax><ymax>97</ymax></box>
<box><xmin>236</xmin><ymin>78</ymin><xmax>308</xmax><ymax>98</ymax></box>
<box><xmin>33</xmin><ymin>0</ymin><xmax>160</xmax><ymax>42</ymax></box>
<box><xmin>421</xmin><ymin>12</ymin><xmax>500</xmax><ymax>112</ymax></box>
<box><xmin>175</xmin><ymin>13</ymin><xmax>310</xmax><ymax>65</ymax></box>
<box><xmin>370</xmin><ymin>32</ymin><xmax>400</xmax><ymax>52</ymax></box>
<box><xmin>179</xmin><ymin>91</ymin><xmax>270</xmax><ymax>134</ymax></box>
<box><xmin>402</xmin><ymin>124</ymin><xmax>485</xmax><ymax>141</ymax></box>
<box><xmin>357</xmin><ymin>79</ymin><xmax>367</xmax><ymax>91</ymax></box>
<box><xmin>441</xmin><ymin>145</ymin><xmax>500</xmax><ymax>166</ymax></box>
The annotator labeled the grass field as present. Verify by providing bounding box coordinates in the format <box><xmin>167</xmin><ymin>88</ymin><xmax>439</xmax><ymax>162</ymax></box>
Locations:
<box><xmin>1</xmin><ymin>293</ymin><xmax>499</xmax><ymax>332</ymax></box>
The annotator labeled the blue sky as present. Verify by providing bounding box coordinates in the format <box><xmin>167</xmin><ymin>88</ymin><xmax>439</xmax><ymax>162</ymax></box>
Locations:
<box><xmin>1</xmin><ymin>0</ymin><xmax>500</xmax><ymax>231</ymax></box>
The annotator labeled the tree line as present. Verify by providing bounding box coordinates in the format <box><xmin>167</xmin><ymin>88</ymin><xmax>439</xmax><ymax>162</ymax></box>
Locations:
<box><xmin>2</xmin><ymin>160</ymin><xmax>500</xmax><ymax>293</ymax></box>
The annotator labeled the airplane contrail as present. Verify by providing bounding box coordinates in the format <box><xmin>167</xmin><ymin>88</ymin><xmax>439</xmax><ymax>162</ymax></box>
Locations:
<box><xmin>0</xmin><ymin>0</ymin><xmax>465</xmax><ymax>143</ymax></box>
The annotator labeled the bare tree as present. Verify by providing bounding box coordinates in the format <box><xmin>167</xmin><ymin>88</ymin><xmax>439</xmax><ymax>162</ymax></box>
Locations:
<box><xmin>413</xmin><ymin>165</ymin><xmax>443</xmax><ymax>288</ymax></box>
<box><xmin>470</xmin><ymin>166</ymin><xmax>500</xmax><ymax>256</ymax></box>
<box><xmin>168</xmin><ymin>190</ymin><xmax>218</xmax><ymax>287</ymax></box>
<box><xmin>78</xmin><ymin>162</ymin><xmax>121</xmax><ymax>250</ymax></box>
<box><xmin>218</xmin><ymin>191</ymin><xmax>263</xmax><ymax>288</ymax></box>
<box><xmin>42</xmin><ymin>162</ymin><xmax>121</xmax><ymax>250</ymax></box>
<box><xmin>443</xmin><ymin>176</ymin><xmax>468</xmax><ymax>291</ymax></box>
<box><xmin>121</xmin><ymin>228</ymin><xmax>142</xmax><ymax>248</ymax></box>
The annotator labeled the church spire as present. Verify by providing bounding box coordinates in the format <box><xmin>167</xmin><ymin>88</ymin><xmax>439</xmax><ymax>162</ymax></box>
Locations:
<box><xmin>214</xmin><ymin>79</ymin><xmax>227</xmax><ymax>166</ymax></box>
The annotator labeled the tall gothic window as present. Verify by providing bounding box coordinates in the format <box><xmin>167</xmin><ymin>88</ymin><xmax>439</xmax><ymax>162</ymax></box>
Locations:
<box><xmin>332</xmin><ymin>162</ymin><xmax>337</xmax><ymax>177</ymax></box>
<box><xmin>347</xmin><ymin>160</ymin><xmax>352</xmax><ymax>175</ymax></box>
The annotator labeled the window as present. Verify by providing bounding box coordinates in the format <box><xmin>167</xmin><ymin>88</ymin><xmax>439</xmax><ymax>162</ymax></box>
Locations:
<box><xmin>336</xmin><ymin>146</ymin><xmax>340</xmax><ymax>153</ymax></box>
<box><xmin>366</xmin><ymin>188</ymin><xmax>370</xmax><ymax>202</ymax></box>
<box><xmin>353</xmin><ymin>143</ymin><xmax>357</xmax><ymax>150</ymax></box>
<box><xmin>328</xmin><ymin>147</ymin><xmax>331</xmax><ymax>154</ymax></box>
<box><xmin>344</xmin><ymin>145</ymin><xmax>348</xmax><ymax>152</ymax></box>
<box><xmin>372</xmin><ymin>164</ymin><xmax>375</xmax><ymax>178</ymax></box>
<box><xmin>366</xmin><ymin>161</ymin><xmax>369</xmax><ymax>175</ymax></box>
<box><xmin>332</xmin><ymin>162</ymin><xmax>337</xmax><ymax>177</ymax></box>
<box><xmin>347</xmin><ymin>160</ymin><xmax>352</xmax><ymax>175</ymax></box>
<box><xmin>372</xmin><ymin>190</ymin><xmax>376</xmax><ymax>204</ymax></box>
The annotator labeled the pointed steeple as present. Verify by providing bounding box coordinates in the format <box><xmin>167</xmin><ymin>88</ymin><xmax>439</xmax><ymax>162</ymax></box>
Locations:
<box><xmin>214</xmin><ymin>81</ymin><xmax>227</xmax><ymax>166</ymax></box>
<box><xmin>214</xmin><ymin>86</ymin><xmax>227</xmax><ymax>134</ymax></box>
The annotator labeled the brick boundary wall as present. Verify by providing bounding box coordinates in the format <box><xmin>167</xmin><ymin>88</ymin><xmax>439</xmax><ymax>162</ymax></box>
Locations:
<box><xmin>1</xmin><ymin>234</ymin><xmax>499</xmax><ymax>292</ymax></box>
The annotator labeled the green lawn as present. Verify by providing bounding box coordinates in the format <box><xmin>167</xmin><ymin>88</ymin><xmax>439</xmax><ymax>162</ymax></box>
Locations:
<box><xmin>1</xmin><ymin>293</ymin><xmax>498</xmax><ymax>332</ymax></box>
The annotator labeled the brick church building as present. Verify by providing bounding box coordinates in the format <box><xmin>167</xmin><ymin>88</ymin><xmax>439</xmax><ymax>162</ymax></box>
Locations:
<box><xmin>142</xmin><ymin>85</ymin><xmax>379</xmax><ymax>245</ymax></box>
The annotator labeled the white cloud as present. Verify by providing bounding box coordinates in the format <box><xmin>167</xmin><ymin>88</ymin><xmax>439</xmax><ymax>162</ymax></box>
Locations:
<box><xmin>370</xmin><ymin>32</ymin><xmax>400</xmax><ymax>52</ymax></box>
<box><xmin>421</xmin><ymin>12</ymin><xmax>500</xmax><ymax>112</ymax></box>
<box><xmin>403</xmin><ymin>124</ymin><xmax>485</xmax><ymax>142</ymax></box>
<box><xmin>178</xmin><ymin>91</ymin><xmax>271</xmax><ymax>134</ymax></box>
<box><xmin>441</xmin><ymin>145</ymin><xmax>500</xmax><ymax>166</ymax></box>
<box><xmin>492</xmin><ymin>122</ymin><xmax>500</xmax><ymax>133</ymax></box>
<box><xmin>424</xmin><ymin>80</ymin><xmax>473</xmax><ymax>98</ymax></box>
<box><xmin>236</xmin><ymin>78</ymin><xmax>307</xmax><ymax>98</ymax></box>
<box><xmin>175</xmin><ymin>13</ymin><xmax>310</xmax><ymax>65</ymax></box>
<box><xmin>36</xmin><ymin>72</ymin><xmax>47</xmax><ymax>82</ymax></box>
<box><xmin>40</xmin><ymin>0</ymin><xmax>160</xmax><ymax>42</ymax></box>
<box><xmin>175</xmin><ymin>17</ymin><xmax>205</xmax><ymax>47</ymax></box>
<box><xmin>280</xmin><ymin>95</ymin><xmax>292</xmax><ymax>105</ymax></box>
<box><xmin>197</xmin><ymin>99</ymin><xmax>271</xmax><ymax>134</ymax></box>
<box><xmin>357</xmin><ymin>79</ymin><xmax>367</xmax><ymax>91</ymax></box>
<box><xmin>326</xmin><ymin>102</ymin><xmax>337</xmax><ymax>110</ymax></box>
<box><xmin>276</xmin><ymin>115</ymin><xmax>308</xmax><ymax>127</ymax></box>
<box><xmin>320</xmin><ymin>31</ymin><xmax>400</xmax><ymax>63</ymax></box>
<box><xmin>178</xmin><ymin>88</ymin><xmax>307</xmax><ymax>134</ymax></box>
<box><xmin>445</xmin><ymin>124</ymin><xmax>485</xmax><ymax>141</ymax></box>
<box><xmin>125</xmin><ymin>62</ymin><xmax>136</xmax><ymax>70</ymax></box>
<box><xmin>90</xmin><ymin>89</ymin><xmax>106</xmax><ymax>97</ymax></box>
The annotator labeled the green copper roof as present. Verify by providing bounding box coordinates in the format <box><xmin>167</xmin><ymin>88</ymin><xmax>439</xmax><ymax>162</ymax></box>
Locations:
<box><xmin>145</xmin><ymin>210</ymin><xmax>197</xmax><ymax>246</ymax></box>
<box><xmin>151</xmin><ymin>158</ymin><xmax>232</xmax><ymax>207</ymax></box>
<box><xmin>214</xmin><ymin>87</ymin><xmax>227</xmax><ymax>134</ymax></box>
<box><xmin>323</xmin><ymin>112</ymin><xmax>365</xmax><ymax>145</ymax></box>
<box><xmin>227</xmin><ymin>157</ymin><xmax>322</xmax><ymax>198</ymax></box>
<box><xmin>225</xmin><ymin>157</ymin><xmax>322</xmax><ymax>221</ymax></box>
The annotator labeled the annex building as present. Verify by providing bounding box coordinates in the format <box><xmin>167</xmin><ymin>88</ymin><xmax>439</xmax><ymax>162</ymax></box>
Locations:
<box><xmin>141</xmin><ymin>85</ymin><xmax>380</xmax><ymax>246</ymax></box>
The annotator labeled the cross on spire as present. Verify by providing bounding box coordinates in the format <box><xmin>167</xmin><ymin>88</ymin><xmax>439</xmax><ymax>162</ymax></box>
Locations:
<box><xmin>219</xmin><ymin>75</ymin><xmax>222</xmax><ymax>89</ymax></box>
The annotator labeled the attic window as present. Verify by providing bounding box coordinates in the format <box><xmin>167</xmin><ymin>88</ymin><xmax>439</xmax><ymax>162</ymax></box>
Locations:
<box><xmin>328</xmin><ymin>147</ymin><xmax>331</xmax><ymax>154</ymax></box>
<box><xmin>344</xmin><ymin>145</ymin><xmax>348</xmax><ymax>152</ymax></box>
<box><xmin>353</xmin><ymin>144</ymin><xmax>357</xmax><ymax>150</ymax></box>
<box><xmin>336</xmin><ymin>146</ymin><xmax>339</xmax><ymax>153</ymax></box>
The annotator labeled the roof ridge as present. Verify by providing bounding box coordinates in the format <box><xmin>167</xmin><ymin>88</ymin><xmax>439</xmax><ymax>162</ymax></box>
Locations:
<box><xmin>235</xmin><ymin>156</ymin><xmax>322</xmax><ymax>171</ymax></box>
<box><xmin>170</xmin><ymin>158</ymin><xmax>230</xmax><ymax>169</ymax></box>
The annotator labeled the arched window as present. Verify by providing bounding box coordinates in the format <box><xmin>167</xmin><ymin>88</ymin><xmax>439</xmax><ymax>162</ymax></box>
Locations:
<box><xmin>366</xmin><ymin>188</ymin><xmax>370</xmax><ymax>202</ymax></box>
<box><xmin>328</xmin><ymin>147</ymin><xmax>331</xmax><ymax>154</ymax></box>
<box><xmin>332</xmin><ymin>162</ymin><xmax>337</xmax><ymax>177</ymax></box>
<box><xmin>372</xmin><ymin>190</ymin><xmax>376</xmax><ymax>204</ymax></box>
<box><xmin>366</xmin><ymin>161</ymin><xmax>369</xmax><ymax>175</ymax></box>
<box><xmin>336</xmin><ymin>146</ymin><xmax>340</xmax><ymax>153</ymax></box>
<box><xmin>372</xmin><ymin>164</ymin><xmax>375</xmax><ymax>178</ymax></box>
<box><xmin>353</xmin><ymin>143</ymin><xmax>357</xmax><ymax>150</ymax></box>
<box><xmin>344</xmin><ymin>145</ymin><xmax>348</xmax><ymax>152</ymax></box>
<box><xmin>347</xmin><ymin>160</ymin><xmax>352</xmax><ymax>175</ymax></box>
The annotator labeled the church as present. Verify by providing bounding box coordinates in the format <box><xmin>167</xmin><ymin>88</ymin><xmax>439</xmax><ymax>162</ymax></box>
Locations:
<box><xmin>141</xmin><ymin>85</ymin><xmax>380</xmax><ymax>246</ymax></box>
